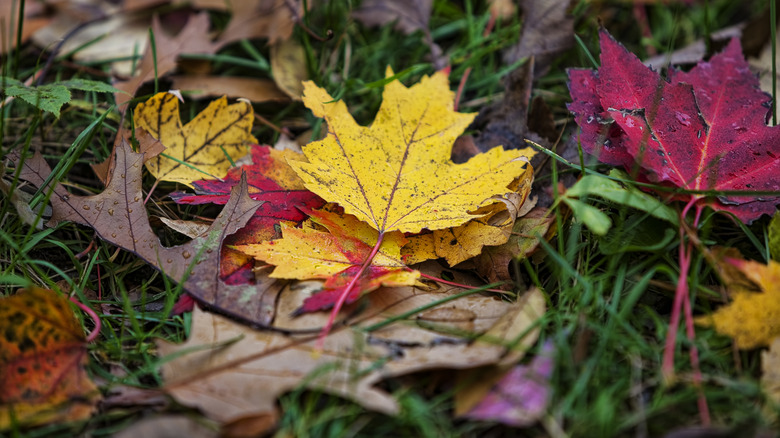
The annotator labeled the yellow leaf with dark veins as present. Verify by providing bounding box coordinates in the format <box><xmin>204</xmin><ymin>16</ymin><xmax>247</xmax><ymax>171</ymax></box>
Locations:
<box><xmin>291</xmin><ymin>68</ymin><xmax>535</xmax><ymax>235</ymax></box>
<box><xmin>134</xmin><ymin>92</ymin><xmax>257</xmax><ymax>186</ymax></box>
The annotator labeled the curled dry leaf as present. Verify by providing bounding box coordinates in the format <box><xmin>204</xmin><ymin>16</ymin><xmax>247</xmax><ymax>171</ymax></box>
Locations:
<box><xmin>352</xmin><ymin>0</ymin><xmax>444</xmax><ymax>69</ymax></box>
<box><xmin>209</xmin><ymin>0</ymin><xmax>302</xmax><ymax>47</ymax></box>
<box><xmin>474</xmin><ymin>206</ymin><xmax>555</xmax><ymax>286</ymax></box>
<box><xmin>504</xmin><ymin>0</ymin><xmax>574</xmax><ymax>73</ymax></box>
<box><xmin>0</xmin><ymin>287</ymin><xmax>99</xmax><ymax>428</ymax></box>
<box><xmin>32</xmin><ymin>2</ymin><xmax>150</xmax><ymax>76</ymax></box>
<box><xmin>761</xmin><ymin>337</ymin><xmax>780</xmax><ymax>407</ymax></box>
<box><xmin>1</xmin><ymin>0</ymin><xmax>51</xmax><ymax>54</ymax></box>
<box><xmin>430</xmin><ymin>177</ymin><xmax>533</xmax><ymax>266</ymax></box>
<box><xmin>8</xmin><ymin>140</ymin><xmax>282</xmax><ymax>327</ymax></box>
<box><xmin>171</xmin><ymin>76</ymin><xmax>289</xmax><ymax>102</ymax></box>
<box><xmin>134</xmin><ymin>92</ymin><xmax>257</xmax><ymax>186</ymax></box>
<box><xmin>270</xmin><ymin>38</ymin><xmax>308</xmax><ymax>100</ymax></box>
<box><xmin>113</xmin><ymin>415</ymin><xmax>218</xmax><ymax>438</ymax></box>
<box><xmin>157</xmin><ymin>273</ymin><xmax>545</xmax><ymax>425</ymax></box>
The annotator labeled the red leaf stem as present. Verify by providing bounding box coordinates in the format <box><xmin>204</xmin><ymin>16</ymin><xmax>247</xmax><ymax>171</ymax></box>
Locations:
<box><xmin>69</xmin><ymin>296</ymin><xmax>101</xmax><ymax>343</ymax></box>
<box><xmin>315</xmin><ymin>231</ymin><xmax>386</xmax><ymax>350</ymax></box>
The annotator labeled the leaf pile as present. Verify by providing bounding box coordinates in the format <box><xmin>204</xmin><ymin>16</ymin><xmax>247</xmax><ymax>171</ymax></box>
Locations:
<box><xmin>7</xmin><ymin>68</ymin><xmax>545</xmax><ymax>434</ymax></box>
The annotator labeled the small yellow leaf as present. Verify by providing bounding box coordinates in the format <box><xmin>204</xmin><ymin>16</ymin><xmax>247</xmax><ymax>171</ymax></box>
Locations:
<box><xmin>134</xmin><ymin>92</ymin><xmax>257</xmax><ymax>186</ymax></box>
<box><xmin>271</xmin><ymin>38</ymin><xmax>307</xmax><ymax>100</ymax></box>
<box><xmin>696</xmin><ymin>258</ymin><xmax>780</xmax><ymax>349</ymax></box>
<box><xmin>292</xmin><ymin>68</ymin><xmax>535</xmax><ymax>234</ymax></box>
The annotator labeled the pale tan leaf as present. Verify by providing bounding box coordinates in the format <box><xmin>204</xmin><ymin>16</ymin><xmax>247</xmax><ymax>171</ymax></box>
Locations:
<box><xmin>171</xmin><ymin>76</ymin><xmax>289</xmax><ymax>102</ymax></box>
<box><xmin>157</xmin><ymin>265</ymin><xmax>545</xmax><ymax>424</ymax></box>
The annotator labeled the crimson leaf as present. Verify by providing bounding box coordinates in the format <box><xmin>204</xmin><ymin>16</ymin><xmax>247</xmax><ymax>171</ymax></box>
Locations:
<box><xmin>568</xmin><ymin>29</ymin><xmax>780</xmax><ymax>223</ymax></box>
<box><xmin>170</xmin><ymin>145</ymin><xmax>324</xmax><ymax>284</ymax></box>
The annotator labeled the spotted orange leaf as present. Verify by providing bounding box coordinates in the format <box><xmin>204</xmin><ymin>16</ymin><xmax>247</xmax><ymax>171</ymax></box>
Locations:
<box><xmin>0</xmin><ymin>287</ymin><xmax>99</xmax><ymax>428</ymax></box>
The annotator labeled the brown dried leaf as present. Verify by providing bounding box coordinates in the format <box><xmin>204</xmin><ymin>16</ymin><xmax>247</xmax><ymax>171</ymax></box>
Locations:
<box><xmin>212</xmin><ymin>0</ymin><xmax>301</xmax><ymax>47</ymax></box>
<box><xmin>762</xmin><ymin>337</ymin><xmax>780</xmax><ymax>408</ymax></box>
<box><xmin>93</xmin><ymin>128</ymin><xmax>165</xmax><ymax>186</ymax></box>
<box><xmin>8</xmin><ymin>140</ymin><xmax>280</xmax><ymax>327</ymax></box>
<box><xmin>171</xmin><ymin>76</ymin><xmax>289</xmax><ymax>102</ymax></box>
<box><xmin>0</xmin><ymin>0</ymin><xmax>51</xmax><ymax>54</ymax></box>
<box><xmin>352</xmin><ymin>0</ymin><xmax>445</xmax><ymax>69</ymax></box>
<box><xmin>31</xmin><ymin>4</ymin><xmax>151</xmax><ymax>76</ymax></box>
<box><xmin>504</xmin><ymin>0</ymin><xmax>574</xmax><ymax>74</ymax></box>
<box><xmin>113</xmin><ymin>415</ymin><xmax>218</xmax><ymax>438</ymax></box>
<box><xmin>113</xmin><ymin>13</ymin><xmax>220</xmax><ymax>112</ymax></box>
<box><xmin>431</xmin><ymin>177</ymin><xmax>533</xmax><ymax>266</ymax></box>
<box><xmin>270</xmin><ymin>38</ymin><xmax>308</xmax><ymax>100</ymax></box>
<box><xmin>157</xmin><ymin>268</ymin><xmax>545</xmax><ymax>424</ymax></box>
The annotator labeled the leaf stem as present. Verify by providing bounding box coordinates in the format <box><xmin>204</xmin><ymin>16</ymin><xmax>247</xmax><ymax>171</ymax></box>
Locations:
<box><xmin>661</xmin><ymin>197</ymin><xmax>710</xmax><ymax>425</ymax></box>
<box><xmin>315</xmin><ymin>231</ymin><xmax>385</xmax><ymax>350</ymax></box>
<box><xmin>70</xmin><ymin>296</ymin><xmax>101</xmax><ymax>343</ymax></box>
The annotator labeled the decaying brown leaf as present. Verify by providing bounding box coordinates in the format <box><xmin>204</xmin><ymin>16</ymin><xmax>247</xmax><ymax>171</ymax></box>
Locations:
<box><xmin>474</xmin><ymin>206</ymin><xmax>554</xmax><ymax>286</ymax></box>
<box><xmin>208</xmin><ymin>0</ymin><xmax>302</xmax><ymax>46</ymax></box>
<box><xmin>171</xmin><ymin>76</ymin><xmax>289</xmax><ymax>102</ymax></box>
<box><xmin>504</xmin><ymin>0</ymin><xmax>574</xmax><ymax>74</ymax></box>
<box><xmin>113</xmin><ymin>13</ymin><xmax>220</xmax><ymax>111</ymax></box>
<box><xmin>113</xmin><ymin>415</ymin><xmax>218</xmax><ymax>438</ymax></box>
<box><xmin>8</xmin><ymin>140</ymin><xmax>283</xmax><ymax>327</ymax></box>
<box><xmin>0</xmin><ymin>0</ymin><xmax>51</xmax><ymax>54</ymax></box>
<box><xmin>93</xmin><ymin>128</ymin><xmax>166</xmax><ymax>186</ymax></box>
<box><xmin>157</xmin><ymin>271</ymin><xmax>545</xmax><ymax>424</ymax></box>
<box><xmin>762</xmin><ymin>337</ymin><xmax>780</xmax><ymax>408</ymax></box>
<box><xmin>31</xmin><ymin>2</ymin><xmax>153</xmax><ymax>75</ymax></box>
<box><xmin>352</xmin><ymin>0</ymin><xmax>445</xmax><ymax>69</ymax></box>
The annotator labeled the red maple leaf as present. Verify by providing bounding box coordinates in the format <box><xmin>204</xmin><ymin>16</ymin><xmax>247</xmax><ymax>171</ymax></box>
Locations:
<box><xmin>171</xmin><ymin>145</ymin><xmax>324</xmax><ymax>284</ymax></box>
<box><xmin>568</xmin><ymin>29</ymin><xmax>780</xmax><ymax>223</ymax></box>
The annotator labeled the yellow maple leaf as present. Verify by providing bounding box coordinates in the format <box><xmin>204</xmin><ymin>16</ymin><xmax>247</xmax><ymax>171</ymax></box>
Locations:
<box><xmin>290</xmin><ymin>68</ymin><xmax>535</xmax><ymax>235</ymax></box>
<box><xmin>134</xmin><ymin>92</ymin><xmax>258</xmax><ymax>186</ymax></box>
<box><xmin>696</xmin><ymin>258</ymin><xmax>780</xmax><ymax>349</ymax></box>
